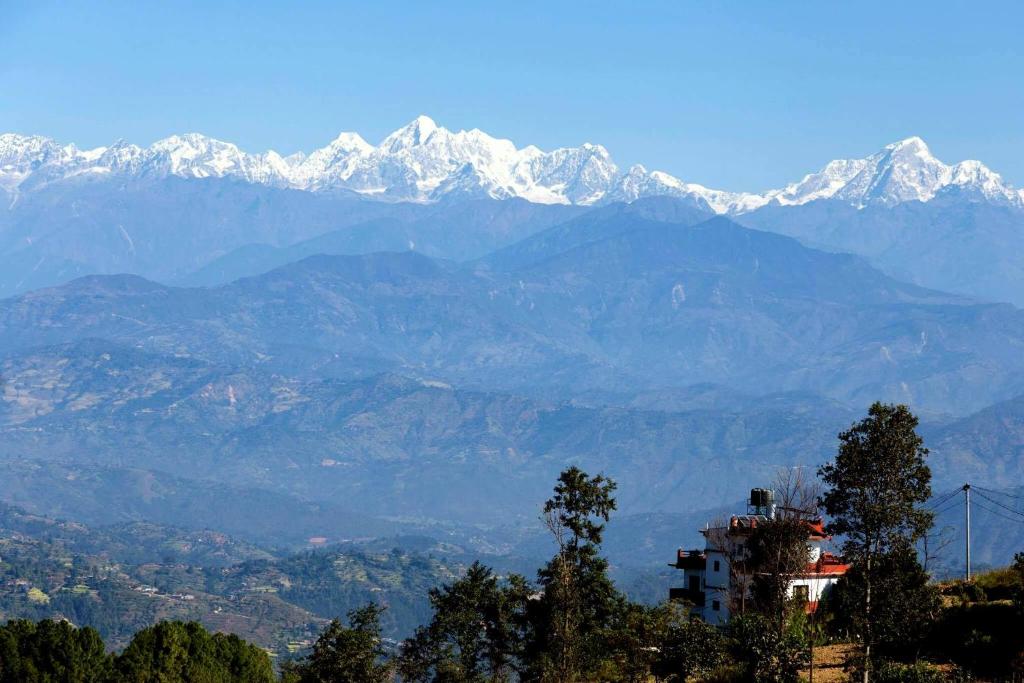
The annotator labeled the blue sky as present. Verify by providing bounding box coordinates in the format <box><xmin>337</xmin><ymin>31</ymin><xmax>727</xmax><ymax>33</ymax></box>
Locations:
<box><xmin>2</xmin><ymin>0</ymin><xmax>1021</xmax><ymax>190</ymax></box>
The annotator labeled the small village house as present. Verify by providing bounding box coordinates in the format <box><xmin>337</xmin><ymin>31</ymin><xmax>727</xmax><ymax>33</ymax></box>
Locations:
<box><xmin>670</xmin><ymin>487</ymin><xmax>849</xmax><ymax>625</ymax></box>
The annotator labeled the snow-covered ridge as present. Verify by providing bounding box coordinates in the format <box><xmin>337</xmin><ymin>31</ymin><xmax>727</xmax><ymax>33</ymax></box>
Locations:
<box><xmin>2</xmin><ymin>119</ymin><xmax>1021</xmax><ymax>212</ymax></box>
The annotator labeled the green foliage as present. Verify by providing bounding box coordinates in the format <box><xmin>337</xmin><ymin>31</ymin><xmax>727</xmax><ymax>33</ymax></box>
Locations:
<box><xmin>929</xmin><ymin>601</ymin><xmax>1024</xmax><ymax>679</ymax></box>
<box><xmin>650</xmin><ymin>609</ymin><xmax>727</xmax><ymax>682</ymax></box>
<box><xmin>542</xmin><ymin>467</ymin><xmax>618</xmax><ymax>550</ymax></box>
<box><xmin>872</xmin><ymin>660</ymin><xmax>949</xmax><ymax>683</ymax></box>
<box><xmin>830</xmin><ymin>549</ymin><xmax>940</xmax><ymax>659</ymax></box>
<box><xmin>0</xmin><ymin>619</ymin><xmax>112</xmax><ymax>683</ymax></box>
<box><xmin>115</xmin><ymin>620</ymin><xmax>275</xmax><ymax>683</ymax></box>
<box><xmin>532</xmin><ymin>467</ymin><xmax>620</xmax><ymax>682</ymax></box>
<box><xmin>1014</xmin><ymin>552</ymin><xmax>1024</xmax><ymax>610</ymax></box>
<box><xmin>819</xmin><ymin>402</ymin><xmax>934</xmax><ymax>678</ymax></box>
<box><xmin>726</xmin><ymin>613</ymin><xmax>808</xmax><ymax>683</ymax></box>
<box><xmin>942</xmin><ymin>579</ymin><xmax>987</xmax><ymax>605</ymax></box>
<box><xmin>971</xmin><ymin>566</ymin><xmax>1021</xmax><ymax>601</ymax></box>
<box><xmin>397</xmin><ymin>562</ymin><xmax>529</xmax><ymax>682</ymax></box>
<box><xmin>596</xmin><ymin>600</ymin><xmax>670</xmax><ymax>683</ymax></box>
<box><xmin>0</xmin><ymin>619</ymin><xmax>275</xmax><ymax>683</ymax></box>
<box><xmin>820</xmin><ymin>403</ymin><xmax>934</xmax><ymax>557</ymax></box>
<box><xmin>289</xmin><ymin>604</ymin><xmax>392</xmax><ymax>683</ymax></box>
<box><xmin>747</xmin><ymin>517</ymin><xmax>812</xmax><ymax>627</ymax></box>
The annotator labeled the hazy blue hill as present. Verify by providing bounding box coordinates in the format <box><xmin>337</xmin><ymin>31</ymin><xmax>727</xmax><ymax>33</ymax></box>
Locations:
<box><xmin>478</xmin><ymin>197</ymin><xmax>713</xmax><ymax>272</ymax></box>
<box><xmin>0</xmin><ymin>252</ymin><xmax>602</xmax><ymax>391</ymax></box>
<box><xmin>5</xmin><ymin>335</ymin><xmax>1024</xmax><ymax>536</ymax></box>
<box><xmin>0</xmin><ymin>176</ymin><xmax>421</xmax><ymax>294</ymax></box>
<box><xmin>741</xmin><ymin>197</ymin><xmax>1024</xmax><ymax>306</ymax></box>
<box><xmin>5</xmin><ymin>217</ymin><xmax>1024</xmax><ymax>415</ymax></box>
<box><xmin>0</xmin><ymin>459</ymin><xmax>400</xmax><ymax>547</ymax></box>
<box><xmin>5</xmin><ymin>213</ymin><xmax>1024</xmax><ymax>552</ymax></box>
<box><xmin>0</xmin><ymin>339</ymin><xmax>853</xmax><ymax>524</ymax></box>
<box><xmin>927</xmin><ymin>394</ymin><xmax>1024</xmax><ymax>485</ymax></box>
<box><xmin>480</xmin><ymin>217</ymin><xmax>1024</xmax><ymax>413</ymax></box>
<box><xmin>5</xmin><ymin>337</ymin><xmax>1021</xmax><ymax>564</ymax></box>
<box><xmin>181</xmin><ymin>197</ymin><xmax>585</xmax><ymax>286</ymax></box>
<box><xmin>0</xmin><ymin>501</ymin><xmax>276</xmax><ymax>567</ymax></box>
<box><xmin>0</xmin><ymin>175</ymin><xmax>583</xmax><ymax>293</ymax></box>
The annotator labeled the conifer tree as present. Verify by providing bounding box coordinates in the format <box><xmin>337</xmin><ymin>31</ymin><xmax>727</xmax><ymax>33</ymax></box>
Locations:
<box><xmin>533</xmin><ymin>467</ymin><xmax>619</xmax><ymax>682</ymax></box>
<box><xmin>291</xmin><ymin>604</ymin><xmax>392</xmax><ymax>683</ymax></box>
<box><xmin>397</xmin><ymin>561</ymin><xmax>530</xmax><ymax>682</ymax></box>
<box><xmin>818</xmin><ymin>402</ymin><xmax>933</xmax><ymax>682</ymax></box>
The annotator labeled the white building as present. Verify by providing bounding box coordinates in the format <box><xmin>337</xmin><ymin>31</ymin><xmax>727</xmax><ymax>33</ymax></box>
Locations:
<box><xmin>670</xmin><ymin>488</ymin><xmax>849</xmax><ymax>625</ymax></box>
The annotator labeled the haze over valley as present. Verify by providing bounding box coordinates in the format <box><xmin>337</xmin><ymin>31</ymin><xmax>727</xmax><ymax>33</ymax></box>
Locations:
<box><xmin>3</xmin><ymin>121</ymin><xmax>1024</xmax><ymax>582</ymax></box>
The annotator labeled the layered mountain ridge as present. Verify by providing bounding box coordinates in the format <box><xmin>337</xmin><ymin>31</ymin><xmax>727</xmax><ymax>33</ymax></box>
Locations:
<box><xmin>4</xmin><ymin>117</ymin><xmax>1021</xmax><ymax>211</ymax></box>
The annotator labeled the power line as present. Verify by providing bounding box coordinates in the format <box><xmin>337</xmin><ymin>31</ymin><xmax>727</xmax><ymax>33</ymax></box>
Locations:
<box><xmin>926</xmin><ymin>491</ymin><xmax>959</xmax><ymax>509</ymax></box>
<box><xmin>973</xmin><ymin>489</ymin><xmax>1024</xmax><ymax>518</ymax></box>
<box><xmin>971</xmin><ymin>499</ymin><xmax>1024</xmax><ymax>525</ymax></box>
<box><xmin>973</xmin><ymin>484</ymin><xmax>1024</xmax><ymax>501</ymax></box>
<box><xmin>926</xmin><ymin>488</ymin><xmax>962</xmax><ymax>510</ymax></box>
<box><xmin>930</xmin><ymin>499</ymin><xmax>962</xmax><ymax>517</ymax></box>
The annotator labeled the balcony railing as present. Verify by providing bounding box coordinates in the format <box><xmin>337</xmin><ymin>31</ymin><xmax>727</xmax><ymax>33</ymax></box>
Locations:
<box><xmin>668</xmin><ymin>586</ymin><xmax>706</xmax><ymax>607</ymax></box>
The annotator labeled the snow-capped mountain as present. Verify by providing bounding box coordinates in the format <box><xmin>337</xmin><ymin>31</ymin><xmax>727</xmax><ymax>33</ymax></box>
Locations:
<box><xmin>2</xmin><ymin>118</ymin><xmax>1022</xmax><ymax>211</ymax></box>
<box><xmin>764</xmin><ymin>136</ymin><xmax>1024</xmax><ymax>209</ymax></box>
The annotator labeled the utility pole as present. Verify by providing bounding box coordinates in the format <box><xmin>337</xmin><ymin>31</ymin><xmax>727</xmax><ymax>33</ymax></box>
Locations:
<box><xmin>963</xmin><ymin>483</ymin><xmax>971</xmax><ymax>581</ymax></box>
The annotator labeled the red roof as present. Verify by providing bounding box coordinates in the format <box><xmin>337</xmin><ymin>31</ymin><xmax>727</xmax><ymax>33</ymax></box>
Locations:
<box><xmin>703</xmin><ymin>516</ymin><xmax>831</xmax><ymax>541</ymax></box>
<box><xmin>804</xmin><ymin>552</ymin><xmax>850</xmax><ymax>576</ymax></box>
<box><xmin>806</xmin><ymin>519</ymin><xmax>829</xmax><ymax>540</ymax></box>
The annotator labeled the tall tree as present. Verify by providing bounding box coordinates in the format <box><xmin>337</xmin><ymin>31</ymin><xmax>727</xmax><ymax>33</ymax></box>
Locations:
<box><xmin>830</xmin><ymin>548</ymin><xmax>940</xmax><ymax>661</ymax></box>
<box><xmin>397</xmin><ymin>562</ymin><xmax>530</xmax><ymax>682</ymax></box>
<box><xmin>291</xmin><ymin>604</ymin><xmax>392</xmax><ymax>683</ymax></box>
<box><xmin>0</xmin><ymin>619</ymin><xmax>112</xmax><ymax>683</ymax></box>
<box><xmin>534</xmin><ymin>466</ymin><xmax>619</xmax><ymax>682</ymax></box>
<box><xmin>818</xmin><ymin>402</ymin><xmax>933</xmax><ymax>682</ymax></box>
<box><xmin>115</xmin><ymin>620</ymin><xmax>275</xmax><ymax>683</ymax></box>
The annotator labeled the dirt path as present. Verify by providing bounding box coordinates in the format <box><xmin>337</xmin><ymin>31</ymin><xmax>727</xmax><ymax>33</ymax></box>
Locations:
<box><xmin>801</xmin><ymin>643</ymin><xmax>855</xmax><ymax>682</ymax></box>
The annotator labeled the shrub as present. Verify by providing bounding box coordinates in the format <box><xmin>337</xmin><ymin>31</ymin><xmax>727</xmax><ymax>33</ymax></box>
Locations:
<box><xmin>974</xmin><ymin>567</ymin><xmax>1023</xmax><ymax>601</ymax></box>
<box><xmin>872</xmin><ymin>660</ymin><xmax>948</xmax><ymax>683</ymax></box>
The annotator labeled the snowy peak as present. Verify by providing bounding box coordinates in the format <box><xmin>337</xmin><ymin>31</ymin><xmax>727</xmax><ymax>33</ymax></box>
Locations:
<box><xmin>0</xmin><ymin>134</ymin><xmax>71</xmax><ymax>189</ymax></box>
<box><xmin>773</xmin><ymin>136</ymin><xmax>1020</xmax><ymax>209</ymax></box>
<box><xmin>945</xmin><ymin>159</ymin><xmax>1017</xmax><ymax>202</ymax></box>
<box><xmin>848</xmin><ymin>136</ymin><xmax>948</xmax><ymax>206</ymax></box>
<box><xmin>1</xmin><ymin>122</ymin><xmax>1020</xmax><ymax>212</ymax></box>
<box><xmin>886</xmin><ymin>135</ymin><xmax>930</xmax><ymax>154</ymax></box>
<box><xmin>380</xmin><ymin>114</ymin><xmax>439</xmax><ymax>151</ymax></box>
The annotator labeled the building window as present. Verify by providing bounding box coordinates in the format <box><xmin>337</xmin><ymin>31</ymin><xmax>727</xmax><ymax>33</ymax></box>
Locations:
<box><xmin>793</xmin><ymin>585</ymin><xmax>810</xmax><ymax>603</ymax></box>
<box><xmin>712</xmin><ymin>600</ymin><xmax>720</xmax><ymax>612</ymax></box>
<box><xmin>713</xmin><ymin>560</ymin><xmax>720</xmax><ymax>572</ymax></box>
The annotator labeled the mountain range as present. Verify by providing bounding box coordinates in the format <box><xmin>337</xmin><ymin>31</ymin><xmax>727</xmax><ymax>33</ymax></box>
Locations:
<box><xmin>3</xmin><ymin>118</ymin><xmax>1024</xmax><ymax>592</ymax></box>
<box><xmin>4</xmin><ymin>118</ymin><xmax>1024</xmax><ymax>308</ymax></box>
<box><xmin>4</xmin><ymin>213</ymin><xmax>1023</xmax><ymax>416</ymax></box>
<box><xmin>3</xmin><ymin>117</ymin><xmax>1022</xmax><ymax>210</ymax></box>
<box><xmin>4</xmin><ymin>212</ymin><xmax>1024</xmax><ymax>539</ymax></box>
